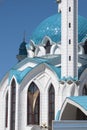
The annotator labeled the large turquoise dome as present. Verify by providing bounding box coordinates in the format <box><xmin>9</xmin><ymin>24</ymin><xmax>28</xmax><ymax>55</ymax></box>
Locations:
<box><xmin>31</xmin><ymin>14</ymin><xmax>87</xmax><ymax>44</ymax></box>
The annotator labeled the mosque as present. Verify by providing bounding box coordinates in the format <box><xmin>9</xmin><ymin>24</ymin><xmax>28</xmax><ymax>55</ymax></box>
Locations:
<box><xmin>0</xmin><ymin>0</ymin><xmax>87</xmax><ymax>130</ymax></box>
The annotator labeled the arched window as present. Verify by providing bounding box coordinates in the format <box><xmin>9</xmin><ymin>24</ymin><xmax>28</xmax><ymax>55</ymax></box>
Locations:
<box><xmin>5</xmin><ymin>91</ymin><xmax>8</xmax><ymax>128</ymax></box>
<box><xmin>10</xmin><ymin>79</ymin><xmax>16</xmax><ymax>130</ymax></box>
<box><xmin>27</xmin><ymin>82</ymin><xmax>40</xmax><ymax>125</ymax></box>
<box><xmin>83</xmin><ymin>40</ymin><xmax>87</xmax><ymax>54</ymax></box>
<box><xmin>82</xmin><ymin>84</ymin><xmax>87</xmax><ymax>95</ymax></box>
<box><xmin>48</xmin><ymin>84</ymin><xmax>55</xmax><ymax>130</ymax></box>
<box><xmin>44</xmin><ymin>40</ymin><xmax>51</xmax><ymax>54</ymax></box>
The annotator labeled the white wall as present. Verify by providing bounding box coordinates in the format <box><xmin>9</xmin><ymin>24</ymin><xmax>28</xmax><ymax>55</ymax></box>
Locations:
<box><xmin>18</xmin><ymin>64</ymin><xmax>60</xmax><ymax>130</ymax></box>
<box><xmin>60</xmin><ymin>0</ymin><xmax>78</xmax><ymax>78</ymax></box>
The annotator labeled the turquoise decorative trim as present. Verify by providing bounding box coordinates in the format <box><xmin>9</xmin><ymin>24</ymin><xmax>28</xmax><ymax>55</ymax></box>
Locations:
<box><xmin>8</xmin><ymin>56</ymin><xmax>87</xmax><ymax>84</ymax></box>
<box><xmin>9</xmin><ymin>67</ymin><xmax>32</xmax><ymax>84</ymax></box>
<box><xmin>60</xmin><ymin>76</ymin><xmax>78</xmax><ymax>81</ymax></box>
<box><xmin>55</xmin><ymin>110</ymin><xmax>61</xmax><ymax>120</ymax></box>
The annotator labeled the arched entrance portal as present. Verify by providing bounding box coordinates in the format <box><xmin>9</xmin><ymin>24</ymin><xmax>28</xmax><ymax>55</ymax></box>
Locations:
<box><xmin>60</xmin><ymin>103</ymin><xmax>87</xmax><ymax>120</ymax></box>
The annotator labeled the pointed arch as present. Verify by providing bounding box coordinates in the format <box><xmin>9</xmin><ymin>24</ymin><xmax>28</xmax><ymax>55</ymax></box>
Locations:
<box><xmin>48</xmin><ymin>84</ymin><xmax>55</xmax><ymax>130</ymax></box>
<box><xmin>10</xmin><ymin>79</ymin><xmax>16</xmax><ymax>130</ymax></box>
<box><xmin>27</xmin><ymin>82</ymin><xmax>40</xmax><ymax>125</ymax></box>
<box><xmin>82</xmin><ymin>84</ymin><xmax>87</xmax><ymax>95</ymax></box>
<box><xmin>51</xmin><ymin>44</ymin><xmax>60</xmax><ymax>55</ymax></box>
<box><xmin>5</xmin><ymin>91</ymin><xmax>8</xmax><ymax>128</ymax></box>
<box><xmin>44</xmin><ymin>40</ymin><xmax>51</xmax><ymax>54</ymax></box>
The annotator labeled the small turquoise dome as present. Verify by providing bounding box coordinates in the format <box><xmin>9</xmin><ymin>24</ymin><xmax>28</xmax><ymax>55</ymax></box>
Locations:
<box><xmin>31</xmin><ymin>14</ymin><xmax>87</xmax><ymax>44</ymax></box>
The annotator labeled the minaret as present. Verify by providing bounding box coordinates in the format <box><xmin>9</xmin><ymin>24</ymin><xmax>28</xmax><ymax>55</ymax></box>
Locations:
<box><xmin>57</xmin><ymin>0</ymin><xmax>78</xmax><ymax>79</ymax></box>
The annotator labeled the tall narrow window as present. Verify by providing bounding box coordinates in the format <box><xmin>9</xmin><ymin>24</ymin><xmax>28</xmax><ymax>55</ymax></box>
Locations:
<box><xmin>5</xmin><ymin>92</ymin><xmax>8</xmax><ymax>128</ymax></box>
<box><xmin>69</xmin><ymin>56</ymin><xmax>71</xmax><ymax>61</ymax></box>
<box><xmin>82</xmin><ymin>85</ymin><xmax>87</xmax><ymax>95</ymax></box>
<box><xmin>27</xmin><ymin>82</ymin><xmax>40</xmax><ymax>125</ymax></box>
<box><xmin>48</xmin><ymin>84</ymin><xmax>55</xmax><ymax>130</ymax></box>
<box><xmin>69</xmin><ymin>39</ymin><xmax>71</xmax><ymax>44</ymax></box>
<box><xmin>69</xmin><ymin>23</ymin><xmax>71</xmax><ymax>28</ymax></box>
<box><xmin>10</xmin><ymin>79</ymin><xmax>16</xmax><ymax>130</ymax></box>
<box><xmin>69</xmin><ymin>7</ymin><xmax>71</xmax><ymax>12</ymax></box>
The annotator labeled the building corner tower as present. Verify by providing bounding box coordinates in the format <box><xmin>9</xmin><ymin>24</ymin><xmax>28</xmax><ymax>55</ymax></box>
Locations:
<box><xmin>57</xmin><ymin>0</ymin><xmax>78</xmax><ymax>79</ymax></box>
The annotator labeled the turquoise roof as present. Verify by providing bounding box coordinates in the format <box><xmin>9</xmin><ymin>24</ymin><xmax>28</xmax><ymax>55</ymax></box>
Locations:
<box><xmin>9</xmin><ymin>55</ymin><xmax>87</xmax><ymax>84</ymax></box>
<box><xmin>9</xmin><ymin>67</ymin><xmax>32</xmax><ymax>84</ymax></box>
<box><xmin>31</xmin><ymin>14</ymin><xmax>87</xmax><ymax>44</ymax></box>
<box><xmin>48</xmin><ymin>64</ymin><xmax>61</xmax><ymax>79</ymax></box>
<box><xmin>69</xmin><ymin>96</ymin><xmax>87</xmax><ymax>111</ymax></box>
<box><xmin>9</xmin><ymin>57</ymin><xmax>61</xmax><ymax>84</ymax></box>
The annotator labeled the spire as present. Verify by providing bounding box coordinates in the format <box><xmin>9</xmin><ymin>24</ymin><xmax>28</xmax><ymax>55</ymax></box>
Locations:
<box><xmin>23</xmin><ymin>31</ymin><xmax>26</xmax><ymax>42</ymax></box>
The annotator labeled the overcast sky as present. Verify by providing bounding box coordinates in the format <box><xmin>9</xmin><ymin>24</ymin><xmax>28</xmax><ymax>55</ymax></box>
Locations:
<box><xmin>0</xmin><ymin>0</ymin><xmax>87</xmax><ymax>80</ymax></box>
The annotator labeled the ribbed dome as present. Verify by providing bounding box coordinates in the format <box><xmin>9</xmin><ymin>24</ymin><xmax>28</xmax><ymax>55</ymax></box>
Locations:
<box><xmin>31</xmin><ymin>14</ymin><xmax>87</xmax><ymax>44</ymax></box>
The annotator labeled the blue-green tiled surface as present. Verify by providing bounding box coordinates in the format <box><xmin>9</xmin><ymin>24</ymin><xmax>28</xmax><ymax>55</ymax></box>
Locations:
<box><xmin>30</xmin><ymin>14</ymin><xmax>87</xmax><ymax>44</ymax></box>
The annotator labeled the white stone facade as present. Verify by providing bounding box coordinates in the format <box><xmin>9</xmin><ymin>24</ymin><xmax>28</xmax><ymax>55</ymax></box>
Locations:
<box><xmin>0</xmin><ymin>61</ymin><xmax>87</xmax><ymax>130</ymax></box>
<box><xmin>58</xmin><ymin>0</ymin><xmax>78</xmax><ymax>78</ymax></box>
<box><xmin>1</xmin><ymin>0</ymin><xmax>87</xmax><ymax>130</ymax></box>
